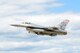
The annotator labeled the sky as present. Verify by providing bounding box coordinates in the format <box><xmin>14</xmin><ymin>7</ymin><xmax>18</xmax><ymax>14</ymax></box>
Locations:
<box><xmin>0</xmin><ymin>0</ymin><xmax>80</xmax><ymax>53</ymax></box>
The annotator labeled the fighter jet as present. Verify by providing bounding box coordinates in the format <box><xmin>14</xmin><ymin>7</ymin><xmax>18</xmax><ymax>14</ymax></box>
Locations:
<box><xmin>11</xmin><ymin>19</ymin><xmax>69</xmax><ymax>36</ymax></box>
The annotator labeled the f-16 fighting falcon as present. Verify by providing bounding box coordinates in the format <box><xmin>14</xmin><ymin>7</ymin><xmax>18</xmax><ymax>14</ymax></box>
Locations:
<box><xmin>11</xmin><ymin>19</ymin><xmax>70</xmax><ymax>36</ymax></box>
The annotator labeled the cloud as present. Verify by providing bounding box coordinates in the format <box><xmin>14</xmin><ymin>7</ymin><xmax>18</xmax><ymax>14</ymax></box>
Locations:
<box><xmin>7</xmin><ymin>0</ymin><xmax>49</xmax><ymax>4</ymax></box>
<box><xmin>0</xmin><ymin>0</ymin><xmax>63</xmax><ymax>17</ymax></box>
<box><xmin>0</xmin><ymin>37</ymin><xmax>80</xmax><ymax>52</ymax></box>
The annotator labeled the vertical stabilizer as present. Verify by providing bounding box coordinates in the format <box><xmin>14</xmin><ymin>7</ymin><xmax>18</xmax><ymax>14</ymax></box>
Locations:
<box><xmin>58</xmin><ymin>19</ymin><xmax>69</xmax><ymax>30</ymax></box>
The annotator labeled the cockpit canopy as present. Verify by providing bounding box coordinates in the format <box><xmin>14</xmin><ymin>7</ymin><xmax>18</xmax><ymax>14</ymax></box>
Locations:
<box><xmin>22</xmin><ymin>22</ymin><xmax>31</xmax><ymax>24</ymax></box>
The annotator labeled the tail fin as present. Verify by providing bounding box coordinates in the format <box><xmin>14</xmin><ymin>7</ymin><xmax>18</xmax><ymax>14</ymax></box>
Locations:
<box><xmin>58</xmin><ymin>19</ymin><xmax>69</xmax><ymax>30</ymax></box>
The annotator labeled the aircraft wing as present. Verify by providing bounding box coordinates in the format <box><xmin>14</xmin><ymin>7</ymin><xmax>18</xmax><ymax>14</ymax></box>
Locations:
<box><xmin>11</xmin><ymin>24</ymin><xmax>54</xmax><ymax>31</ymax></box>
<box><xmin>11</xmin><ymin>22</ymin><xmax>55</xmax><ymax>31</ymax></box>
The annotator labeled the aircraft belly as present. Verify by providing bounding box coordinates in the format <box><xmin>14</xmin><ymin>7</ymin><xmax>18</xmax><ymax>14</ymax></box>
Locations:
<box><xmin>26</xmin><ymin>28</ymin><xmax>67</xmax><ymax>35</ymax></box>
<box><xmin>31</xmin><ymin>30</ymin><xmax>57</xmax><ymax>35</ymax></box>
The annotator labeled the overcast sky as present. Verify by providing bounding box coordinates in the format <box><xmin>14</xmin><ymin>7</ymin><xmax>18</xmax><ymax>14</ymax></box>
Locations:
<box><xmin>0</xmin><ymin>0</ymin><xmax>80</xmax><ymax>53</ymax></box>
